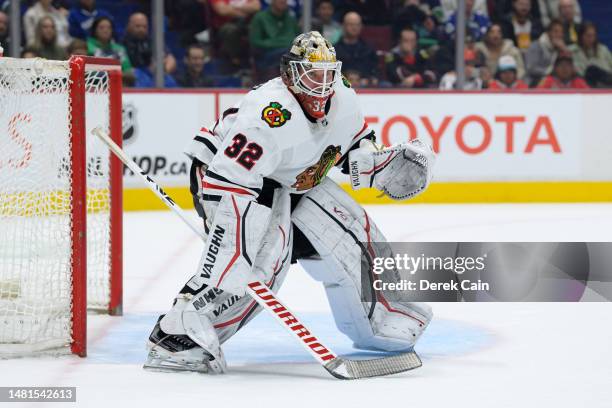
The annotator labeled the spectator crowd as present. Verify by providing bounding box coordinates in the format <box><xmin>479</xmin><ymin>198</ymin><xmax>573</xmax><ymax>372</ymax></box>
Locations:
<box><xmin>1</xmin><ymin>0</ymin><xmax>611</xmax><ymax>90</ymax></box>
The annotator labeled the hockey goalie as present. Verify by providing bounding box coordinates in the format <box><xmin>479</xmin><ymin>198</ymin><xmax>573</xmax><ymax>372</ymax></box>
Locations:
<box><xmin>145</xmin><ymin>31</ymin><xmax>435</xmax><ymax>374</ymax></box>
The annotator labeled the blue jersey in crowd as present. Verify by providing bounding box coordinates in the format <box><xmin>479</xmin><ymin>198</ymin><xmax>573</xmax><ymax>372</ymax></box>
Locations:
<box><xmin>68</xmin><ymin>6</ymin><xmax>114</xmax><ymax>39</ymax></box>
<box><xmin>445</xmin><ymin>11</ymin><xmax>490</xmax><ymax>42</ymax></box>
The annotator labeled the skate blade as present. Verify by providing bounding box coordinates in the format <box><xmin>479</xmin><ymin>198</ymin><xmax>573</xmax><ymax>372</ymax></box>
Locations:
<box><xmin>143</xmin><ymin>348</ymin><xmax>211</xmax><ymax>374</ymax></box>
<box><xmin>143</xmin><ymin>358</ymin><xmax>210</xmax><ymax>374</ymax></box>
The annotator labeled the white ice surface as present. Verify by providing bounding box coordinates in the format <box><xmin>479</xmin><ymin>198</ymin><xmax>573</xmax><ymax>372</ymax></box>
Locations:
<box><xmin>2</xmin><ymin>204</ymin><xmax>612</xmax><ymax>408</ymax></box>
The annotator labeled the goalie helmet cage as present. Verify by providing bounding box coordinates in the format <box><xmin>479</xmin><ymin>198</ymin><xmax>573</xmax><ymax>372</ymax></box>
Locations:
<box><xmin>0</xmin><ymin>56</ymin><xmax>123</xmax><ymax>357</ymax></box>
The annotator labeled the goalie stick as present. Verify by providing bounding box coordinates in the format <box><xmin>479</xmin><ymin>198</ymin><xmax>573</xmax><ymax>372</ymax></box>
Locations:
<box><xmin>92</xmin><ymin>127</ymin><xmax>422</xmax><ymax>379</ymax></box>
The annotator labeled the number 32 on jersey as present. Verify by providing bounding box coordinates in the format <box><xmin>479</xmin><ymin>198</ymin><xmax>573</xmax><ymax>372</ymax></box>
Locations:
<box><xmin>224</xmin><ymin>134</ymin><xmax>263</xmax><ymax>170</ymax></box>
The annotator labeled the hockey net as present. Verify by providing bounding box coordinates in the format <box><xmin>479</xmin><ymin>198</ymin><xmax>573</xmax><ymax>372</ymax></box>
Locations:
<box><xmin>0</xmin><ymin>56</ymin><xmax>123</xmax><ymax>357</ymax></box>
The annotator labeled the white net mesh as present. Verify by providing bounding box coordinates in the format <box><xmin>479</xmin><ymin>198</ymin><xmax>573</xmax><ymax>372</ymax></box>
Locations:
<box><xmin>84</xmin><ymin>70</ymin><xmax>112</xmax><ymax>311</ymax></box>
<box><xmin>0</xmin><ymin>58</ymin><xmax>115</xmax><ymax>356</ymax></box>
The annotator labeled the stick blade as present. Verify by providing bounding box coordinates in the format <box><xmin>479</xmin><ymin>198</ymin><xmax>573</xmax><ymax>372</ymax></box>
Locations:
<box><xmin>324</xmin><ymin>351</ymin><xmax>422</xmax><ymax>380</ymax></box>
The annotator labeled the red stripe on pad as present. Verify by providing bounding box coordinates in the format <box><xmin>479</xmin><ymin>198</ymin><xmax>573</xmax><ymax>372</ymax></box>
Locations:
<box><xmin>202</xmin><ymin>181</ymin><xmax>255</xmax><ymax>196</ymax></box>
<box><xmin>216</xmin><ymin>195</ymin><xmax>241</xmax><ymax>287</ymax></box>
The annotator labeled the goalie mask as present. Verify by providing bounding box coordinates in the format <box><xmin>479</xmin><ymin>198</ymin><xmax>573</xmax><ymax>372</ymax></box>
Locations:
<box><xmin>281</xmin><ymin>31</ymin><xmax>342</xmax><ymax>119</ymax></box>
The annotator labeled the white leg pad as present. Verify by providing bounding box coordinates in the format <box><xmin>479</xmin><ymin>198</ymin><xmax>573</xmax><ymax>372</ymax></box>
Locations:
<box><xmin>162</xmin><ymin>189</ymin><xmax>293</xmax><ymax>346</ymax></box>
<box><xmin>292</xmin><ymin>178</ymin><xmax>433</xmax><ymax>351</ymax></box>
<box><xmin>196</xmin><ymin>193</ymin><xmax>272</xmax><ymax>296</ymax></box>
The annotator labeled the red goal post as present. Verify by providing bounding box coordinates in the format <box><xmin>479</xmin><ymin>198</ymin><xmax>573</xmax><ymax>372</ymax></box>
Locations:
<box><xmin>0</xmin><ymin>56</ymin><xmax>123</xmax><ymax>357</ymax></box>
<box><xmin>69</xmin><ymin>56</ymin><xmax>124</xmax><ymax>356</ymax></box>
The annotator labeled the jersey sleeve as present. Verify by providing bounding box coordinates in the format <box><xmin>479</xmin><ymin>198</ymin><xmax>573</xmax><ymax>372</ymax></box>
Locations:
<box><xmin>184</xmin><ymin>106</ymin><xmax>239</xmax><ymax>165</ymax></box>
<box><xmin>184</xmin><ymin>125</ymin><xmax>225</xmax><ymax>165</ymax></box>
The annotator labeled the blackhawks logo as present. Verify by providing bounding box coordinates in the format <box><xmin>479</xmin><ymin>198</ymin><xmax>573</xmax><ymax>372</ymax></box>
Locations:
<box><xmin>261</xmin><ymin>102</ymin><xmax>292</xmax><ymax>128</ymax></box>
<box><xmin>292</xmin><ymin>145</ymin><xmax>342</xmax><ymax>191</ymax></box>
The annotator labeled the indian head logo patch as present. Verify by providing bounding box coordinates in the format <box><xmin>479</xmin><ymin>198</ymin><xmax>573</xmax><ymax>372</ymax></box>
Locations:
<box><xmin>292</xmin><ymin>145</ymin><xmax>341</xmax><ymax>191</ymax></box>
<box><xmin>261</xmin><ymin>102</ymin><xmax>292</xmax><ymax>128</ymax></box>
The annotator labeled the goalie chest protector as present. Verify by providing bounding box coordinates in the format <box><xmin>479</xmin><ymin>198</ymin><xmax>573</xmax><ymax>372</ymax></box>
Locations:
<box><xmin>190</xmin><ymin>77</ymin><xmax>370</xmax><ymax>195</ymax></box>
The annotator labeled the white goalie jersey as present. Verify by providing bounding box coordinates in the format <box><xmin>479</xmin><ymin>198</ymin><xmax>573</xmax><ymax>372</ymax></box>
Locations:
<box><xmin>185</xmin><ymin>77</ymin><xmax>372</xmax><ymax>197</ymax></box>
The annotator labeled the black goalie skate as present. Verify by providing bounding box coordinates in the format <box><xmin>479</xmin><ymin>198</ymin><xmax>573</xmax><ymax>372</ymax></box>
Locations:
<box><xmin>144</xmin><ymin>315</ymin><xmax>225</xmax><ymax>374</ymax></box>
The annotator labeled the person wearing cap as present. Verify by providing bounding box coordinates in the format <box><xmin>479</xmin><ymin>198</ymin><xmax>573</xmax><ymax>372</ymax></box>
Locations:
<box><xmin>537</xmin><ymin>54</ymin><xmax>589</xmax><ymax>89</ymax></box>
<box><xmin>488</xmin><ymin>55</ymin><xmax>529</xmax><ymax>89</ymax></box>
<box><xmin>439</xmin><ymin>47</ymin><xmax>484</xmax><ymax>90</ymax></box>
